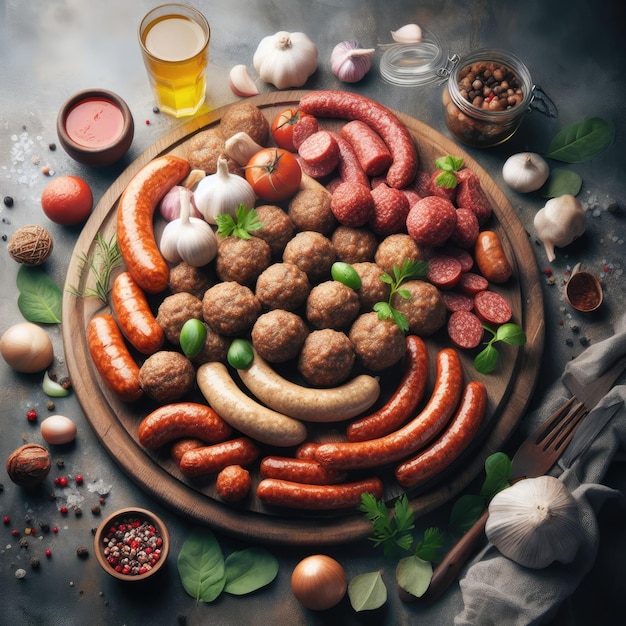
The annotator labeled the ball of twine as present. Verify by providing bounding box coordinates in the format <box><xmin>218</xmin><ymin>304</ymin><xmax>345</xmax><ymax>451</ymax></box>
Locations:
<box><xmin>8</xmin><ymin>224</ymin><xmax>54</xmax><ymax>265</ymax></box>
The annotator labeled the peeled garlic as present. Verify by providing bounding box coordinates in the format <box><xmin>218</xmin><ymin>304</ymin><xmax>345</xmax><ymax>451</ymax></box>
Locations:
<box><xmin>485</xmin><ymin>476</ymin><xmax>585</xmax><ymax>569</ymax></box>
<box><xmin>390</xmin><ymin>24</ymin><xmax>423</xmax><ymax>44</ymax></box>
<box><xmin>533</xmin><ymin>194</ymin><xmax>586</xmax><ymax>262</ymax></box>
<box><xmin>229</xmin><ymin>65</ymin><xmax>260</xmax><ymax>98</ymax></box>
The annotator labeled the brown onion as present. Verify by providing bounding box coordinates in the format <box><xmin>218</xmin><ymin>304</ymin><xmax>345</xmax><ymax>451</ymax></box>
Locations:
<box><xmin>291</xmin><ymin>554</ymin><xmax>347</xmax><ymax>610</ymax></box>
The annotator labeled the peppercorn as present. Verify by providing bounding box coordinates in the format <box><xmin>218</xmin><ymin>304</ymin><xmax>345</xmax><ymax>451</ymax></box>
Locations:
<box><xmin>3</xmin><ymin>516</ymin><xmax>10</xmax><ymax>525</ymax></box>
<box><xmin>56</xmin><ymin>458</ymin><xmax>65</xmax><ymax>469</ymax></box>
<box><xmin>59</xmin><ymin>506</ymin><xmax>68</xmax><ymax>515</ymax></box>
<box><xmin>75</xmin><ymin>474</ymin><xmax>84</xmax><ymax>485</ymax></box>
<box><xmin>39</xmin><ymin>521</ymin><xmax>50</xmax><ymax>533</ymax></box>
<box><xmin>48</xmin><ymin>143</ymin><xmax>56</xmax><ymax>151</ymax></box>
<box><xmin>91</xmin><ymin>504</ymin><xmax>101</xmax><ymax>516</ymax></box>
<box><xmin>19</xmin><ymin>538</ymin><xmax>28</xmax><ymax>549</ymax></box>
<box><xmin>26</xmin><ymin>409</ymin><xmax>38</xmax><ymax>423</ymax></box>
<box><xmin>76</xmin><ymin>546</ymin><xmax>89</xmax><ymax>558</ymax></box>
<box><xmin>29</xmin><ymin>556</ymin><xmax>40</xmax><ymax>569</ymax></box>
<box><xmin>45</xmin><ymin>549</ymin><xmax>52</xmax><ymax>558</ymax></box>
<box><xmin>46</xmin><ymin>401</ymin><xmax>56</xmax><ymax>411</ymax></box>
<box><xmin>75</xmin><ymin>507</ymin><xmax>82</xmax><ymax>517</ymax></box>
<box><xmin>3</xmin><ymin>196</ymin><xmax>14</xmax><ymax>208</ymax></box>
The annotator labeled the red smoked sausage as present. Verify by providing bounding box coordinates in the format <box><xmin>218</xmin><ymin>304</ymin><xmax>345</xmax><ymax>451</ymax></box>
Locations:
<box><xmin>474</xmin><ymin>231</ymin><xmax>513</xmax><ymax>284</ymax></box>
<box><xmin>117</xmin><ymin>155</ymin><xmax>190</xmax><ymax>294</ymax></box>
<box><xmin>260</xmin><ymin>456</ymin><xmax>347</xmax><ymax>485</ymax></box>
<box><xmin>346</xmin><ymin>335</ymin><xmax>429</xmax><ymax>442</ymax></box>
<box><xmin>178</xmin><ymin>437</ymin><xmax>260</xmax><ymax>478</ymax></box>
<box><xmin>395</xmin><ymin>381</ymin><xmax>487</xmax><ymax>487</ymax></box>
<box><xmin>87</xmin><ymin>314</ymin><xmax>142</xmax><ymax>402</ymax></box>
<box><xmin>314</xmin><ymin>348</ymin><xmax>464</xmax><ymax>471</ymax></box>
<box><xmin>330</xmin><ymin>131</ymin><xmax>370</xmax><ymax>188</ymax></box>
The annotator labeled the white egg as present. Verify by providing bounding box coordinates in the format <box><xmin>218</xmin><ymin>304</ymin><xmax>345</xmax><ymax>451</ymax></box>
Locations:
<box><xmin>40</xmin><ymin>415</ymin><xmax>77</xmax><ymax>445</ymax></box>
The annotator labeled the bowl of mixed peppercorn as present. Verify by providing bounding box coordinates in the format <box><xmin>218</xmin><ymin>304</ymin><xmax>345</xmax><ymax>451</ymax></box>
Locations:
<box><xmin>94</xmin><ymin>507</ymin><xmax>169</xmax><ymax>581</ymax></box>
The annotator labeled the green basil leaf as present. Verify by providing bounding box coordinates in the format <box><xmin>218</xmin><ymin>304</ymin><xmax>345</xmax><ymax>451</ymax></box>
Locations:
<box><xmin>545</xmin><ymin>117</ymin><xmax>614</xmax><ymax>163</ymax></box>
<box><xmin>223</xmin><ymin>547</ymin><xmax>279</xmax><ymax>595</ymax></box>
<box><xmin>495</xmin><ymin>323</ymin><xmax>527</xmax><ymax>346</ymax></box>
<box><xmin>480</xmin><ymin>452</ymin><xmax>513</xmax><ymax>497</ymax></box>
<box><xmin>348</xmin><ymin>571</ymin><xmax>387</xmax><ymax>612</ymax></box>
<box><xmin>449</xmin><ymin>494</ymin><xmax>487</xmax><ymax>534</ymax></box>
<box><xmin>541</xmin><ymin>169</ymin><xmax>583</xmax><ymax>198</ymax></box>
<box><xmin>434</xmin><ymin>171</ymin><xmax>458</xmax><ymax>189</ymax></box>
<box><xmin>396</xmin><ymin>556</ymin><xmax>432</xmax><ymax>599</ymax></box>
<box><xmin>16</xmin><ymin>266</ymin><xmax>62</xmax><ymax>324</ymax></box>
<box><xmin>473</xmin><ymin>344</ymin><xmax>499</xmax><ymax>374</ymax></box>
<box><xmin>177</xmin><ymin>529</ymin><xmax>226</xmax><ymax>603</ymax></box>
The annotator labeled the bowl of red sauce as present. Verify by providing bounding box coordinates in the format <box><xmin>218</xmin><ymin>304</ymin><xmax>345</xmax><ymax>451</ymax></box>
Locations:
<box><xmin>57</xmin><ymin>89</ymin><xmax>134</xmax><ymax>167</ymax></box>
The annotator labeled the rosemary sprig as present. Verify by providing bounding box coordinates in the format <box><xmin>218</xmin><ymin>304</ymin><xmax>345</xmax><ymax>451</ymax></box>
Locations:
<box><xmin>66</xmin><ymin>233</ymin><xmax>122</xmax><ymax>304</ymax></box>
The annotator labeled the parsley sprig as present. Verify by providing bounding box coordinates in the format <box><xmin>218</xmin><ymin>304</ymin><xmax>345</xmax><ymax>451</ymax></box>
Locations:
<box><xmin>474</xmin><ymin>322</ymin><xmax>527</xmax><ymax>374</ymax></box>
<box><xmin>373</xmin><ymin>259</ymin><xmax>429</xmax><ymax>331</ymax></box>
<box><xmin>215</xmin><ymin>204</ymin><xmax>263</xmax><ymax>239</ymax></box>
<box><xmin>434</xmin><ymin>155</ymin><xmax>464</xmax><ymax>189</ymax></box>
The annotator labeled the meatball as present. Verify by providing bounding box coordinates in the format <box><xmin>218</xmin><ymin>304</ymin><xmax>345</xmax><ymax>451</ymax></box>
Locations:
<box><xmin>349</xmin><ymin>312</ymin><xmax>406</xmax><ymax>371</ymax></box>
<box><xmin>374</xmin><ymin>233</ymin><xmax>426</xmax><ymax>274</ymax></box>
<box><xmin>391</xmin><ymin>280</ymin><xmax>446</xmax><ymax>336</ymax></box>
<box><xmin>191</xmin><ymin>323</ymin><xmax>231</xmax><ymax>364</ymax></box>
<box><xmin>187</xmin><ymin>127</ymin><xmax>242</xmax><ymax>174</ymax></box>
<box><xmin>352</xmin><ymin>262</ymin><xmax>390</xmax><ymax>312</ymax></box>
<box><xmin>255</xmin><ymin>262</ymin><xmax>310</xmax><ymax>311</ymax></box>
<box><xmin>157</xmin><ymin>292</ymin><xmax>204</xmax><ymax>344</ymax></box>
<box><xmin>216</xmin><ymin>237</ymin><xmax>271</xmax><ymax>287</ymax></box>
<box><xmin>306</xmin><ymin>281</ymin><xmax>360</xmax><ymax>330</ymax></box>
<box><xmin>254</xmin><ymin>204</ymin><xmax>295</xmax><ymax>258</ymax></box>
<box><xmin>202</xmin><ymin>282</ymin><xmax>261</xmax><ymax>336</ymax></box>
<box><xmin>331</xmin><ymin>226</ymin><xmax>378</xmax><ymax>264</ymax></box>
<box><xmin>282</xmin><ymin>231</ymin><xmax>336</xmax><ymax>282</ymax></box>
<box><xmin>139</xmin><ymin>351</ymin><xmax>195</xmax><ymax>403</ymax></box>
<box><xmin>251</xmin><ymin>310</ymin><xmax>309</xmax><ymax>363</ymax></box>
<box><xmin>216</xmin><ymin>465</ymin><xmax>251</xmax><ymax>502</ymax></box>
<box><xmin>219</xmin><ymin>102</ymin><xmax>269</xmax><ymax>145</ymax></box>
<box><xmin>288</xmin><ymin>187</ymin><xmax>337</xmax><ymax>236</ymax></box>
<box><xmin>169</xmin><ymin>262</ymin><xmax>213</xmax><ymax>299</ymax></box>
<box><xmin>298</xmin><ymin>329</ymin><xmax>355</xmax><ymax>387</ymax></box>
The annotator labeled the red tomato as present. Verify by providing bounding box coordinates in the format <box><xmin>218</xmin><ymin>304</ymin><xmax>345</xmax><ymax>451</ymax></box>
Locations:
<box><xmin>270</xmin><ymin>107</ymin><xmax>315</xmax><ymax>152</ymax></box>
<box><xmin>245</xmin><ymin>148</ymin><xmax>302</xmax><ymax>202</ymax></box>
<box><xmin>41</xmin><ymin>175</ymin><xmax>93</xmax><ymax>226</ymax></box>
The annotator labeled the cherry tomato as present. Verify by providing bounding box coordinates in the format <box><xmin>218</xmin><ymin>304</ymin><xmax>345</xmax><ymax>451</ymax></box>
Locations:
<box><xmin>40</xmin><ymin>175</ymin><xmax>93</xmax><ymax>226</ymax></box>
<box><xmin>245</xmin><ymin>148</ymin><xmax>302</xmax><ymax>202</ymax></box>
<box><xmin>270</xmin><ymin>107</ymin><xmax>315</xmax><ymax>152</ymax></box>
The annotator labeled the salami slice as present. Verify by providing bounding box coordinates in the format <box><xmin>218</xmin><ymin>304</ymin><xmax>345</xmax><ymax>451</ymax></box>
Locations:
<box><xmin>447</xmin><ymin>310</ymin><xmax>484</xmax><ymax>349</ymax></box>
<box><xmin>443</xmin><ymin>246</ymin><xmax>474</xmax><ymax>272</ymax></box>
<box><xmin>458</xmin><ymin>272</ymin><xmax>489</xmax><ymax>295</ymax></box>
<box><xmin>474</xmin><ymin>290</ymin><xmax>513</xmax><ymax>325</ymax></box>
<box><xmin>456</xmin><ymin>169</ymin><xmax>493</xmax><ymax>225</ymax></box>
<box><xmin>427</xmin><ymin>255</ymin><xmax>463</xmax><ymax>289</ymax></box>
<box><xmin>292</xmin><ymin>115</ymin><xmax>319</xmax><ymax>150</ymax></box>
<box><xmin>441</xmin><ymin>291</ymin><xmax>474</xmax><ymax>313</ymax></box>
<box><xmin>298</xmin><ymin>130</ymin><xmax>340</xmax><ymax>178</ymax></box>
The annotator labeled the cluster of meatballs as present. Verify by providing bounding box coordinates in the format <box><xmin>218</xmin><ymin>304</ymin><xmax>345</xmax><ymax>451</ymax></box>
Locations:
<box><xmin>141</xmin><ymin>180</ymin><xmax>447</xmax><ymax>401</ymax></box>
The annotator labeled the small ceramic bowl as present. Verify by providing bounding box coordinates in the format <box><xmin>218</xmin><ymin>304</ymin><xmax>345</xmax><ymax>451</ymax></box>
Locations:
<box><xmin>94</xmin><ymin>507</ymin><xmax>169</xmax><ymax>582</ymax></box>
<box><xmin>57</xmin><ymin>89</ymin><xmax>134</xmax><ymax>167</ymax></box>
<box><xmin>565</xmin><ymin>267</ymin><xmax>603</xmax><ymax>313</ymax></box>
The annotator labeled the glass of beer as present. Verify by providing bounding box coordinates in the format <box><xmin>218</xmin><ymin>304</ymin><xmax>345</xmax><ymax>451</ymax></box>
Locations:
<box><xmin>138</xmin><ymin>4</ymin><xmax>210</xmax><ymax>118</ymax></box>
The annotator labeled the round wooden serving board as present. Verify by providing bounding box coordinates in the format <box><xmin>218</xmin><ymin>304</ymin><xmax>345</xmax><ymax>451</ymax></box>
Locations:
<box><xmin>62</xmin><ymin>91</ymin><xmax>545</xmax><ymax>546</ymax></box>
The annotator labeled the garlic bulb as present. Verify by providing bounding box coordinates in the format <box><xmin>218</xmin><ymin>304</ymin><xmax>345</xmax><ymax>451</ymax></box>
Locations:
<box><xmin>159</xmin><ymin>188</ymin><xmax>218</xmax><ymax>267</ymax></box>
<box><xmin>485</xmin><ymin>476</ymin><xmax>585</xmax><ymax>569</ymax></box>
<box><xmin>533</xmin><ymin>194</ymin><xmax>586</xmax><ymax>262</ymax></box>
<box><xmin>159</xmin><ymin>185</ymin><xmax>203</xmax><ymax>221</ymax></box>
<box><xmin>228</xmin><ymin>65</ymin><xmax>259</xmax><ymax>97</ymax></box>
<box><xmin>502</xmin><ymin>152</ymin><xmax>550</xmax><ymax>193</ymax></box>
<box><xmin>390</xmin><ymin>24</ymin><xmax>423</xmax><ymax>44</ymax></box>
<box><xmin>194</xmin><ymin>155</ymin><xmax>257</xmax><ymax>224</ymax></box>
<box><xmin>253</xmin><ymin>31</ymin><xmax>318</xmax><ymax>90</ymax></box>
<box><xmin>330</xmin><ymin>41</ymin><xmax>375</xmax><ymax>83</ymax></box>
<box><xmin>224</xmin><ymin>132</ymin><xmax>265</xmax><ymax>166</ymax></box>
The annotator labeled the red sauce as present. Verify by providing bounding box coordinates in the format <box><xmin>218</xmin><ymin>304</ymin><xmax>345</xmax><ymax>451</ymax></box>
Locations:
<box><xmin>65</xmin><ymin>98</ymin><xmax>124</xmax><ymax>149</ymax></box>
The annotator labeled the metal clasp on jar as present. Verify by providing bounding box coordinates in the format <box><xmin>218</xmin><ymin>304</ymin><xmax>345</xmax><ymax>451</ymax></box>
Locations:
<box><xmin>436</xmin><ymin>54</ymin><xmax>460</xmax><ymax>84</ymax></box>
<box><xmin>528</xmin><ymin>84</ymin><xmax>558</xmax><ymax>117</ymax></box>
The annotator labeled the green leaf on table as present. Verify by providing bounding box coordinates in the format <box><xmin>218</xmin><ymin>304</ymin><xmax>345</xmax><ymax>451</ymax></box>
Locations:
<box><xmin>541</xmin><ymin>169</ymin><xmax>583</xmax><ymax>198</ymax></box>
<box><xmin>223</xmin><ymin>547</ymin><xmax>279</xmax><ymax>595</ymax></box>
<box><xmin>177</xmin><ymin>529</ymin><xmax>226</xmax><ymax>602</ymax></box>
<box><xmin>495</xmin><ymin>323</ymin><xmax>527</xmax><ymax>346</ymax></box>
<box><xmin>348</xmin><ymin>571</ymin><xmax>388</xmax><ymax>611</ymax></box>
<box><xmin>545</xmin><ymin>117</ymin><xmax>614</xmax><ymax>163</ymax></box>
<box><xmin>473</xmin><ymin>343</ymin><xmax>499</xmax><ymax>375</ymax></box>
<box><xmin>480</xmin><ymin>452</ymin><xmax>513</xmax><ymax>497</ymax></box>
<box><xmin>16</xmin><ymin>265</ymin><xmax>62</xmax><ymax>323</ymax></box>
<box><xmin>449</xmin><ymin>494</ymin><xmax>487</xmax><ymax>534</ymax></box>
<box><xmin>396</xmin><ymin>555</ymin><xmax>433</xmax><ymax>599</ymax></box>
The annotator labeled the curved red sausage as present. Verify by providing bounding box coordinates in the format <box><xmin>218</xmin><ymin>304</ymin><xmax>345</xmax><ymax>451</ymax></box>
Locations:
<box><xmin>346</xmin><ymin>335</ymin><xmax>429</xmax><ymax>442</ymax></box>
<box><xmin>178</xmin><ymin>437</ymin><xmax>260</xmax><ymax>478</ymax></box>
<box><xmin>329</xmin><ymin>131</ymin><xmax>370</xmax><ymax>187</ymax></box>
<box><xmin>340</xmin><ymin>119</ymin><xmax>393</xmax><ymax>177</ymax></box>
<box><xmin>314</xmin><ymin>348</ymin><xmax>464</xmax><ymax>471</ymax></box>
<box><xmin>395</xmin><ymin>381</ymin><xmax>487</xmax><ymax>488</ymax></box>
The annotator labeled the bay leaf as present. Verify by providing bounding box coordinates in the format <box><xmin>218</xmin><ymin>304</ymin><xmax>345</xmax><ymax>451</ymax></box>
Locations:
<box><xmin>541</xmin><ymin>169</ymin><xmax>583</xmax><ymax>198</ymax></box>
<box><xmin>177</xmin><ymin>529</ymin><xmax>226</xmax><ymax>602</ymax></box>
<box><xmin>347</xmin><ymin>571</ymin><xmax>387</xmax><ymax>612</ymax></box>
<box><xmin>545</xmin><ymin>117</ymin><xmax>614</xmax><ymax>163</ymax></box>
<box><xmin>223</xmin><ymin>547</ymin><xmax>279</xmax><ymax>595</ymax></box>
<box><xmin>396</xmin><ymin>556</ymin><xmax>432</xmax><ymax>599</ymax></box>
<box><xmin>16</xmin><ymin>265</ymin><xmax>62</xmax><ymax>324</ymax></box>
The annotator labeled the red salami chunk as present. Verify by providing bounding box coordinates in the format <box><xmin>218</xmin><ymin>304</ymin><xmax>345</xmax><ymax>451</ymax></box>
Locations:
<box><xmin>474</xmin><ymin>290</ymin><xmax>513</xmax><ymax>325</ymax></box>
<box><xmin>441</xmin><ymin>291</ymin><xmax>474</xmax><ymax>313</ymax></box>
<box><xmin>413</xmin><ymin>170</ymin><xmax>433</xmax><ymax>197</ymax></box>
<box><xmin>442</xmin><ymin>246</ymin><xmax>474</xmax><ymax>272</ymax></box>
<box><xmin>341</xmin><ymin>119</ymin><xmax>393</xmax><ymax>177</ymax></box>
<box><xmin>401</xmin><ymin>188</ymin><xmax>422</xmax><ymax>208</ymax></box>
<box><xmin>430</xmin><ymin>170</ymin><xmax>457</xmax><ymax>203</ymax></box>
<box><xmin>458</xmin><ymin>272</ymin><xmax>489</xmax><ymax>295</ymax></box>
<box><xmin>330</xmin><ymin>131</ymin><xmax>370</xmax><ymax>188</ymax></box>
<box><xmin>456</xmin><ymin>169</ymin><xmax>493</xmax><ymax>225</ymax></box>
<box><xmin>447</xmin><ymin>310</ymin><xmax>484</xmax><ymax>349</ymax></box>
<box><xmin>331</xmin><ymin>181</ymin><xmax>375</xmax><ymax>227</ymax></box>
<box><xmin>449</xmin><ymin>207</ymin><xmax>480</xmax><ymax>249</ymax></box>
<box><xmin>406</xmin><ymin>196</ymin><xmax>458</xmax><ymax>247</ymax></box>
<box><xmin>326</xmin><ymin>177</ymin><xmax>343</xmax><ymax>194</ymax></box>
<box><xmin>292</xmin><ymin>115</ymin><xmax>319</xmax><ymax>150</ymax></box>
<box><xmin>370</xmin><ymin>182</ymin><xmax>410</xmax><ymax>236</ymax></box>
<box><xmin>427</xmin><ymin>255</ymin><xmax>463</xmax><ymax>289</ymax></box>
<box><xmin>298</xmin><ymin>130</ymin><xmax>340</xmax><ymax>178</ymax></box>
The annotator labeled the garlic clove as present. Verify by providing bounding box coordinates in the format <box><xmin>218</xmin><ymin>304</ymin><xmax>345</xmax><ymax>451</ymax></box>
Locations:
<box><xmin>228</xmin><ymin>65</ymin><xmax>260</xmax><ymax>98</ymax></box>
<box><xmin>390</xmin><ymin>24</ymin><xmax>423</xmax><ymax>44</ymax></box>
<box><xmin>224</xmin><ymin>132</ymin><xmax>265</xmax><ymax>166</ymax></box>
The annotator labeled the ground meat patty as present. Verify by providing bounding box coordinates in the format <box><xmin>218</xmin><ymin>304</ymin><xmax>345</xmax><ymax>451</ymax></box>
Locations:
<box><xmin>253</xmin><ymin>205</ymin><xmax>295</xmax><ymax>258</ymax></box>
<box><xmin>168</xmin><ymin>262</ymin><xmax>214</xmax><ymax>300</ymax></box>
<box><xmin>306</xmin><ymin>281</ymin><xmax>360</xmax><ymax>330</ymax></box>
<box><xmin>216</xmin><ymin>237</ymin><xmax>271</xmax><ymax>287</ymax></box>
<box><xmin>391</xmin><ymin>280</ymin><xmax>447</xmax><ymax>336</ymax></box>
<box><xmin>351</xmin><ymin>262</ymin><xmax>390</xmax><ymax>312</ymax></box>
<box><xmin>331</xmin><ymin>226</ymin><xmax>378</xmax><ymax>264</ymax></box>
<box><xmin>219</xmin><ymin>102</ymin><xmax>269</xmax><ymax>145</ymax></box>
<box><xmin>202</xmin><ymin>282</ymin><xmax>261</xmax><ymax>336</ymax></box>
<box><xmin>191</xmin><ymin>324</ymin><xmax>231</xmax><ymax>365</ymax></box>
<box><xmin>156</xmin><ymin>292</ymin><xmax>204</xmax><ymax>344</ymax></box>
<box><xmin>349</xmin><ymin>312</ymin><xmax>406</xmax><ymax>371</ymax></box>
<box><xmin>251</xmin><ymin>310</ymin><xmax>309</xmax><ymax>363</ymax></box>
<box><xmin>255</xmin><ymin>262</ymin><xmax>311</xmax><ymax>311</ymax></box>
<box><xmin>297</xmin><ymin>329</ymin><xmax>355</xmax><ymax>387</ymax></box>
<box><xmin>288</xmin><ymin>187</ymin><xmax>337</xmax><ymax>236</ymax></box>
<box><xmin>187</xmin><ymin>127</ymin><xmax>243</xmax><ymax>175</ymax></box>
<box><xmin>139</xmin><ymin>351</ymin><xmax>196</xmax><ymax>403</ymax></box>
<box><xmin>374</xmin><ymin>233</ymin><xmax>426</xmax><ymax>274</ymax></box>
<box><xmin>282</xmin><ymin>231</ymin><xmax>336</xmax><ymax>282</ymax></box>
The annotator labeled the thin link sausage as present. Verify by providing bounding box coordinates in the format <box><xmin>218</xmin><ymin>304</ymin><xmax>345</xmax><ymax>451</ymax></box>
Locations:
<box><xmin>179</xmin><ymin>437</ymin><xmax>260</xmax><ymax>478</ymax></box>
<box><xmin>260</xmin><ymin>456</ymin><xmax>348</xmax><ymax>485</ymax></box>
<box><xmin>346</xmin><ymin>335</ymin><xmax>429</xmax><ymax>441</ymax></box>
<box><xmin>117</xmin><ymin>155</ymin><xmax>190</xmax><ymax>293</ymax></box>
<box><xmin>314</xmin><ymin>349</ymin><xmax>464</xmax><ymax>471</ymax></box>
<box><xmin>395</xmin><ymin>381</ymin><xmax>487</xmax><ymax>488</ymax></box>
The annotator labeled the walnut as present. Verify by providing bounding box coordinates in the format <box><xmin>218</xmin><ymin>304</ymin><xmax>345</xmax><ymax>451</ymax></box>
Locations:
<box><xmin>7</xmin><ymin>225</ymin><xmax>53</xmax><ymax>265</ymax></box>
<box><xmin>6</xmin><ymin>444</ymin><xmax>51</xmax><ymax>487</ymax></box>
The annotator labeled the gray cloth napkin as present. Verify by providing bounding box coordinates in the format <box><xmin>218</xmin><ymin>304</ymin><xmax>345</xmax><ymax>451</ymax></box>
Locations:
<box><xmin>453</xmin><ymin>312</ymin><xmax>626</xmax><ymax>626</ymax></box>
